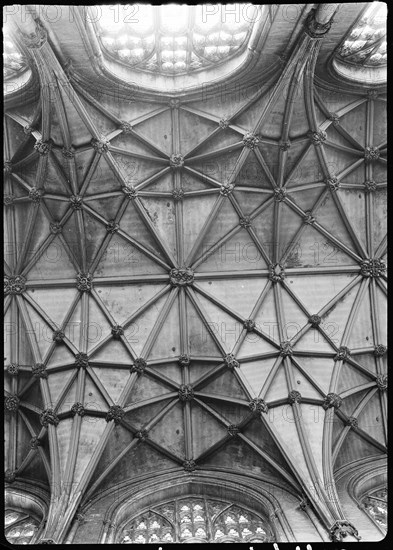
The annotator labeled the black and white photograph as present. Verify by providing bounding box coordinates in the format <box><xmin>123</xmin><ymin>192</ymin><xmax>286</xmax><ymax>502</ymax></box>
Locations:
<box><xmin>3</xmin><ymin>2</ymin><xmax>387</xmax><ymax>545</ymax></box>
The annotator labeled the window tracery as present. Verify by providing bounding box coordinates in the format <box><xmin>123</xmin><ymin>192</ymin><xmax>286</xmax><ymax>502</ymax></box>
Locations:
<box><xmin>95</xmin><ymin>4</ymin><xmax>255</xmax><ymax>75</ymax></box>
<box><xmin>5</xmin><ymin>509</ymin><xmax>40</xmax><ymax>545</ymax></box>
<box><xmin>120</xmin><ymin>497</ymin><xmax>272</xmax><ymax>543</ymax></box>
<box><xmin>361</xmin><ymin>488</ymin><xmax>387</xmax><ymax>531</ymax></box>
<box><xmin>336</xmin><ymin>2</ymin><xmax>386</xmax><ymax>67</ymax></box>
<box><xmin>3</xmin><ymin>32</ymin><xmax>29</xmax><ymax>81</ymax></box>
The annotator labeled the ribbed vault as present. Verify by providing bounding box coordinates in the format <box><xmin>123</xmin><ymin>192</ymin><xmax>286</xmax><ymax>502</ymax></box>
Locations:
<box><xmin>3</xmin><ymin>3</ymin><xmax>387</xmax><ymax>544</ymax></box>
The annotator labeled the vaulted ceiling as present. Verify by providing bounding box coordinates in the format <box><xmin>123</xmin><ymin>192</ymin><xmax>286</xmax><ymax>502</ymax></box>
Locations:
<box><xmin>4</xmin><ymin>3</ymin><xmax>387</xmax><ymax>544</ymax></box>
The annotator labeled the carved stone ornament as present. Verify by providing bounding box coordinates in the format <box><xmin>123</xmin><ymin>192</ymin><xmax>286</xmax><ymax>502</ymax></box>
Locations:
<box><xmin>4</xmin><ymin>194</ymin><xmax>15</xmax><ymax>206</ymax></box>
<box><xmin>169</xmin><ymin>153</ymin><xmax>184</xmax><ymax>168</ymax></box>
<box><xmin>330</xmin><ymin>520</ymin><xmax>361</xmax><ymax>542</ymax></box>
<box><xmin>224</xmin><ymin>353</ymin><xmax>240</xmax><ymax>369</ymax></box>
<box><xmin>111</xmin><ymin>325</ymin><xmax>124</xmax><ymax>339</ymax></box>
<box><xmin>249</xmin><ymin>398</ymin><xmax>268</xmax><ymax>414</ymax></box>
<box><xmin>288</xmin><ymin>390</ymin><xmax>302</xmax><ymax>404</ymax></box>
<box><xmin>130</xmin><ymin>357</ymin><xmax>147</xmax><ymax>374</ymax></box>
<box><xmin>269</xmin><ymin>263</ymin><xmax>285</xmax><ymax>283</ymax></box>
<box><xmin>91</xmin><ymin>137</ymin><xmax>109</xmax><ymax>154</ymax></box>
<box><xmin>5</xmin><ymin>395</ymin><xmax>20</xmax><ymax>412</ymax></box>
<box><xmin>20</xmin><ymin>21</ymin><xmax>47</xmax><ymax>49</ymax></box>
<box><xmin>52</xmin><ymin>329</ymin><xmax>65</xmax><ymax>343</ymax></box>
<box><xmin>5</xmin><ymin>275</ymin><xmax>26</xmax><ymax>295</ymax></box>
<box><xmin>169</xmin><ymin>267</ymin><xmax>194</xmax><ymax>287</ymax></box>
<box><xmin>40</xmin><ymin>408</ymin><xmax>60</xmax><ymax>427</ymax></box>
<box><xmin>242</xmin><ymin>131</ymin><xmax>260</xmax><ymax>150</ymax></box>
<box><xmin>30</xmin><ymin>436</ymin><xmax>41</xmax><ymax>449</ymax></box>
<box><xmin>309</xmin><ymin>314</ymin><xmax>321</xmax><ymax>327</ymax></box>
<box><xmin>279</xmin><ymin>140</ymin><xmax>291</xmax><ymax>151</ymax></box>
<box><xmin>376</xmin><ymin>373</ymin><xmax>387</xmax><ymax>391</ymax></box>
<box><xmin>172</xmin><ymin>188</ymin><xmax>184</xmax><ymax>201</ymax></box>
<box><xmin>308</xmin><ymin>130</ymin><xmax>327</xmax><ymax>145</ymax></box>
<box><xmin>24</xmin><ymin>125</ymin><xmax>34</xmax><ymax>135</ymax></box>
<box><xmin>29</xmin><ymin>187</ymin><xmax>43</xmax><ymax>203</ymax></box>
<box><xmin>360</xmin><ymin>258</ymin><xmax>386</xmax><ymax>278</ymax></box>
<box><xmin>120</xmin><ymin>121</ymin><xmax>133</xmax><ymax>134</ymax></box>
<box><xmin>4</xmin><ymin>160</ymin><xmax>13</xmax><ymax>173</ymax></box>
<box><xmin>135</xmin><ymin>429</ymin><xmax>149</xmax><ymax>441</ymax></box>
<box><xmin>62</xmin><ymin>146</ymin><xmax>75</xmax><ymax>159</ymax></box>
<box><xmin>34</xmin><ymin>139</ymin><xmax>53</xmax><ymax>155</ymax></box>
<box><xmin>178</xmin><ymin>354</ymin><xmax>191</xmax><ymax>367</ymax></box>
<box><xmin>364</xmin><ymin>146</ymin><xmax>380</xmax><ymax>162</ymax></box>
<box><xmin>71</xmin><ymin>402</ymin><xmax>85</xmax><ymax>417</ymax></box>
<box><xmin>227</xmin><ymin>424</ymin><xmax>240</xmax><ymax>437</ymax></box>
<box><xmin>69</xmin><ymin>194</ymin><xmax>83</xmax><ymax>210</ymax></box>
<box><xmin>367</xmin><ymin>89</ymin><xmax>379</xmax><ymax>100</ymax></box>
<box><xmin>50</xmin><ymin>222</ymin><xmax>62</xmax><ymax>234</ymax></box>
<box><xmin>32</xmin><ymin>363</ymin><xmax>48</xmax><ymax>379</ymax></box>
<box><xmin>280</xmin><ymin>341</ymin><xmax>293</xmax><ymax>357</ymax></box>
<box><xmin>274</xmin><ymin>188</ymin><xmax>288</xmax><ymax>202</ymax></box>
<box><xmin>374</xmin><ymin>344</ymin><xmax>387</xmax><ymax>357</ymax></box>
<box><xmin>328</xmin><ymin>112</ymin><xmax>340</xmax><ymax>126</ymax></box>
<box><xmin>75</xmin><ymin>353</ymin><xmax>89</xmax><ymax>369</ymax></box>
<box><xmin>7</xmin><ymin>363</ymin><xmax>20</xmax><ymax>376</ymax></box>
<box><xmin>39</xmin><ymin>540</ymin><xmax>56</xmax><ymax>545</ymax></box>
<box><xmin>322</xmin><ymin>393</ymin><xmax>342</xmax><ymax>410</ymax></box>
<box><xmin>5</xmin><ymin>469</ymin><xmax>16</xmax><ymax>483</ymax></box>
<box><xmin>305</xmin><ymin>8</ymin><xmax>334</xmax><ymax>39</ymax></box>
<box><xmin>169</xmin><ymin>98</ymin><xmax>180</xmax><ymax>109</ymax></box>
<box><xmin>106</xmin><ymin>220</ymin><xmax>119</xmax><ymax>234</ymax></box>
<box><xmin>326</xmin><ymin>177</ymin><xmax>340</xmax><ymax>191</ymax></box>
<box><xmin>76</xmin><ymin>273</ymin><xmax>92</xmax><ymax>292</ymax></box>
<box><xmin>179</xmin><ymin>384</ymin><xmax>194</xmax><ymax>402</ymax></box>
<box><xmin>346</xmin><ymin>416</ymin><xmax>358</xmax><ymax>429</ymax></box>
<box><xmin>220</xmin><ymin>182</ymin><xmax>235</xmax><ymax>196</ymax></box>
<box><xmin>219</xmin><ymin>117</ymin><xmax>230</xmax><ymax>129</ymax></box>
<box><xmin>183</xmin><ymin>459</ymin><xmax>196</xmax><ymax>472</ymax></box>
<box><xmin>76</xmin><ymin>513</ymin><xmax>86</xmax><ymax>525</ymax></box>
<box><xmin>105</xmin><ymin>405</ymin><xmax>125</xmax><ymax>424</ymax></box>
<box><xmin>334</xmin><ymin>346</ymin><xmax>351</xmax><ymax>361</ymax></box>
<box><xmin>122</xmin><ymin>185</ymin><xmax>138</xmax><ymax>199</ymax></box>
<box><xmin>243</xmin><ymin>319</ymin><xmax>256</xmax><ymax>332</ymax></box>
<box><xmin>239</xmin><ymin>216</ymin><xmax>251</xmax><ymax>228</ymax></box>
<box><xmin>364</xmin><ymin>180</ymin><xmax>377</xmax><ymax>192</ymax></box>
<box><xmin>299</xmin><ymin>497</ymin><xmax>309</xmax><ymax>511</ymax></box>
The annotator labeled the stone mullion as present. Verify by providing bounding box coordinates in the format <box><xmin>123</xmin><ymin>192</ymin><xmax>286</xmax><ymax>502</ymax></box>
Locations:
<box><xmin>332</xmin><ymin>387</ymin><xmax>378</xmax><ymax>464</ymax></box>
